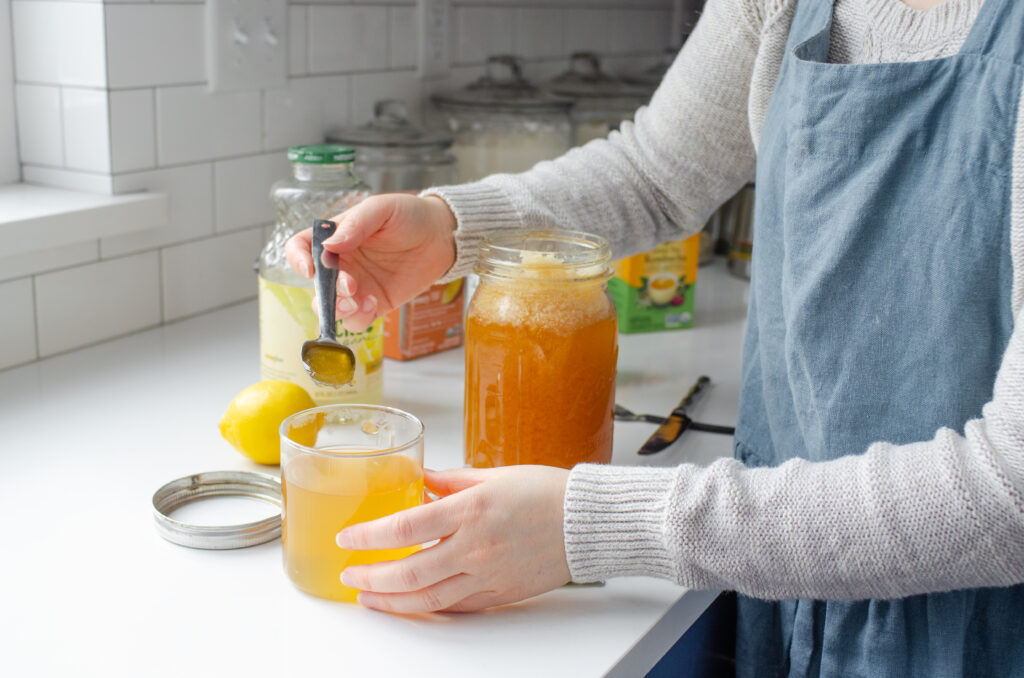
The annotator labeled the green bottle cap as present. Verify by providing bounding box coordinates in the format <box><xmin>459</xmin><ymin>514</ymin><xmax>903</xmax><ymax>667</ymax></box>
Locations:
<box><xmin>287</xmin><ymin>144</ymin><xmax>356</xmax><ymax>164</ymax></box>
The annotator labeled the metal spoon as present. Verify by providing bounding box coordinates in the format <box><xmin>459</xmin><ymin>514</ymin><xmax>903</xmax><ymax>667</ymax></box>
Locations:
<box><xmin>301</xmin><ymin>219</ymin><xmax>356</xmax><ymax>387</ymax></box>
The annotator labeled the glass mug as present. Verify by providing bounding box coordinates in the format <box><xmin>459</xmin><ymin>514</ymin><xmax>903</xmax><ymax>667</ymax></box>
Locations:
<box><xmin>280</xmin><ymin>405</ymin><xmax>425</xmax><ymax>602</ymax></box>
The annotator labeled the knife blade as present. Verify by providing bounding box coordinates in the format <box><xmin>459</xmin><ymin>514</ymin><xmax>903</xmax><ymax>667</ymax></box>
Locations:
<box><xmin>638</xmin><ymin>376</ymin><xmax>712</xmax><ymax>455</ymax></box>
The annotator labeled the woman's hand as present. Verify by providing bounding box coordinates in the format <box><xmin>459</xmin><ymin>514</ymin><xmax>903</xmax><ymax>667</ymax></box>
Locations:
<box><xmin>284</xmin><ymin>194</ymin><xmax>457</xmax><ymax>332</ymax></box>
<box><xmin>338</xmin><ymin>465</ymin><xmax>572</xmax><ymax>614</ymax></box>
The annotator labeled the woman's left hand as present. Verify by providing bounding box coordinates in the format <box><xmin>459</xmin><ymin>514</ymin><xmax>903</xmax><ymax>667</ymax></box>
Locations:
<box><xmin>337</xmin><ymin>465</ymin><xmax>571</xmax><ymax>614</ymax></box>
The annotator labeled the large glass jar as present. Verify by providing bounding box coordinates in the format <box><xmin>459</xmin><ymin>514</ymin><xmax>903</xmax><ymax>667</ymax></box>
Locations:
<box><xmin>464</xmin><ymin>231</ymin><xmax>618</xmax><ymax>469</ymax></box>
<box><xmin>431</xmin><ymin>55</ymin><xmax>573</xmax><ymax>182</ymax></box>
<box><xmin>257</xmin><ymin>145</ymin><xmax>380</xmax><ymax>405</ymax></box>
<box><xmin>546</xmin><ymin>53</ymin><xmax>648</xmax><ymax>147</ymax></box>
<box><xmin>326</xmin><ymin>99</ymin><xmax>457</xmax><ymax>193</ymax></box>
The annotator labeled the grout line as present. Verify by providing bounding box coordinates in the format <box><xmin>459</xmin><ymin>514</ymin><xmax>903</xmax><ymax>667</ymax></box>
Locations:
<box><xmin>157</xmin><ymin>244</ymin><xmax>165</xmax><ymax>324</ymax></box>
<box><xmin>150</xmin><ymin>87</ymin><xmax>158</xmax><ymax>171</ymax></box>
<box><xmin>57</xmin><ymin>86</ymin><xmax>66</xmax><ymax>168</ymax></box>
<box><xmin>151</xmin><ymin>87</ymin><xmax>160</xmax><ymax>167</ymax></box>
<box><xmin>30</xmin><ymin>274</ymin><xmax>40</xmax><ymax>361</ymax></box>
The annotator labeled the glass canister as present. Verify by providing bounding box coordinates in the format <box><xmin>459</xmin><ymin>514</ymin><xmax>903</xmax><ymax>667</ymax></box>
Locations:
<box><xmin>431</xmin><ymin>55</ymin><xmax>573</xmax><ymax>182</ymax></box>
<box><xmin>546</xmin><ymin>52</ymin><xmax>648</xmax><ymax>146</ymax></box>
<box><xmin>464</xmin><ymin>231</ymin><xmax>618</xmax><ymax>469</ymax></box>
<box><xmin>257</xmin><ymin>144</ymin><xmax>382</xmax><ymax>405</ymax></box>
<box><xmin>325</xmin><ymin>99</ymin><xmax>457</xmax><ymax>193</ymax></box>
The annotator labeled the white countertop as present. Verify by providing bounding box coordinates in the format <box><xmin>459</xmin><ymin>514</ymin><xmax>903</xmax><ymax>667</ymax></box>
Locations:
<box><xmin>0</xmin><ymin>261</ymin><xmax>749</xmax><ymax>678</ymax></box>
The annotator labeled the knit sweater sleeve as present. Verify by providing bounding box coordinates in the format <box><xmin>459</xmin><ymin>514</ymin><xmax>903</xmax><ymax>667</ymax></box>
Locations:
<box><xmin>422</xmin><ymin>0</ymin><xmax>762</xmax><ymax>280</ymax></box>
<box><xmin>564</xmin><ymin>320</ymin><xmax>1024</xmax><ymax>599</ymax></box>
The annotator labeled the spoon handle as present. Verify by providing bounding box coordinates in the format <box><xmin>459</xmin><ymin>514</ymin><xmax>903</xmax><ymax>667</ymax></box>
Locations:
<box><xmin>311</xmin><ymin>219</ymin><xmax>339</xmax><ymax>340</ymax></box>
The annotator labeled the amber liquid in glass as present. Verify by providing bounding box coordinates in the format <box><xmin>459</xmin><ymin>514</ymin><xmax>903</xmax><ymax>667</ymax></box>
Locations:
<box><xmin>282</xmin><ymin>451</ymin><xmax>423</xmax><ymax>601</ymax></box>
<box><xmin>465</xmin><ymin>271</ymin><xmax>617</xmax><ymax>469</ymax></box>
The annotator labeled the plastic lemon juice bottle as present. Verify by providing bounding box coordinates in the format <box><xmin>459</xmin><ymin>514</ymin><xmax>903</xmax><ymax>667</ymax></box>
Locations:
<box><xmin>257</xmin><ymin>145</ymin><xmax>383</xmax><ymax>404</ymax></box>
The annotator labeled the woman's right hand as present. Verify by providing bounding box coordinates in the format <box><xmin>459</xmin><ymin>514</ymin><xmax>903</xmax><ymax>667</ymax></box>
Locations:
<box><xmin>284</xmin><ymin>194</ymin><xmax>458</xmax><ymax>332</ymax></box>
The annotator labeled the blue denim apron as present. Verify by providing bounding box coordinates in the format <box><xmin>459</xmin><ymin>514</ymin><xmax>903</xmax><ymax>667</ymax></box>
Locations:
<box><xmin>734</xmin><ymin>0</ymin><xmax>1024</xmax><ymax>675</ymax></box>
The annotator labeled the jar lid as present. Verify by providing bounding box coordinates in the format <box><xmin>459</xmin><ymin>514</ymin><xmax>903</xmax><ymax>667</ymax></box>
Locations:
<box><xmin>152</xmin><ymin>471</ymin><xmax>282</xmax><ymax>550</ymax></box>
<box><xmin>327</xmin><ymin>100</ymin><xmax>453</xmax><ymax>150</ymax></box>
<box><xmin>288</xmin><ymin>144</ymin><xmax>356</xmax><ymax>164</ymax></box>
<box><xmin>546</xmin><ymin>53</ymin><xmax>648</xmax><ymax>102</ymax></box>
<box><xmin>432</xmin><ymin>55</ymin><xmax>573</xmax><ymax>113</ymax></box>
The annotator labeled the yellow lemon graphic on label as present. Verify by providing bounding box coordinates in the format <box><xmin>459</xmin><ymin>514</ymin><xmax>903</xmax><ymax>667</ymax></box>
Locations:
<box><xmin>357</xmin><ymin>340</ymin><xmax>384</xmax><ymax>374</ymax></box>
<box><xmin>440</xmin><ymin>279</ymin><xmax>464</xmax><ymax>305</ymax></box>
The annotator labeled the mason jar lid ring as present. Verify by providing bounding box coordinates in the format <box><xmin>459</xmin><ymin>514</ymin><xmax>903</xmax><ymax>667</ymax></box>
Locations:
<box><xmin>152</xmin><ymin>471</ymin><xmax>282</xmax><ymax>550</ymax></box>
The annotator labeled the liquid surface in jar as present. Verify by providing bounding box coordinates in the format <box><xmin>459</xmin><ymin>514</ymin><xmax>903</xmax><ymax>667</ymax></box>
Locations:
<box><xmin>282</xmin><ymin>451</ymin><xmax>422</xmax><ymax>602</ymax></box>
<box><xmin>465</xmin><ymin>253</ymin><xmax>617</xmax><ymax>469</ymax></box>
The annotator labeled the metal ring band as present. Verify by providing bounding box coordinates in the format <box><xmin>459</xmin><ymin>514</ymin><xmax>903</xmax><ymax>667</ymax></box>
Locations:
<box><xmin>152</xmin><ymin>471</ymin><xmax>283</xmax><ymax>550</ymax></box>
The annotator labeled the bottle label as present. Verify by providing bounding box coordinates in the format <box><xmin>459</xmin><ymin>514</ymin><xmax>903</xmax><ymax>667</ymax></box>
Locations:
<box><xmin>258</xmin><ymin>276</ymin><xmax>383</xmax><ymax>404</ymax></box>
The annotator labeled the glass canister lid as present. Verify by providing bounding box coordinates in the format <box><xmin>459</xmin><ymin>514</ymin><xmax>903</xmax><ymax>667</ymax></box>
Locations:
<box><xmin>432</xmin><ymin>55</ymin><xmax>573</xmax><ymax>113</ymax></box>
<box><xmin>327</xmin><ymin>100</ymin><xmax>453</xmax><ymax>150</ymax></box>
<box><xmin>546</xmin><ymin>52</ymin><xmax>647</xmax><ymax>101</ymax></box>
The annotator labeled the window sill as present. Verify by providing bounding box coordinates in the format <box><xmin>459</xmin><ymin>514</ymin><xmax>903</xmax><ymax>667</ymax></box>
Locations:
<box><xmin>0</xmin><ymin>183</ymin><xmax>169</xmax><ymax>256</ymax></box>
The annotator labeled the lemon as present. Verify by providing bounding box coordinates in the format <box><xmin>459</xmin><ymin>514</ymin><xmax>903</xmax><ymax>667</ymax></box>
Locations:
<box><xmin>218</xmin><ymin>381</ymin><xmax>317</xmax><ymax>465</ymax></box>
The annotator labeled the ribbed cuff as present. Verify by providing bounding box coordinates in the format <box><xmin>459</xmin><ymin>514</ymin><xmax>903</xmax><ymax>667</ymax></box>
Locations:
<box><xmin>419</xmin><ymin>182</ymin><xmax>522</xmax><ymax>282</ymax></box>
<box><xmin>563</xmin><ymin>463</ymin><xmax>680</xmax><ymax>583</ymax></box>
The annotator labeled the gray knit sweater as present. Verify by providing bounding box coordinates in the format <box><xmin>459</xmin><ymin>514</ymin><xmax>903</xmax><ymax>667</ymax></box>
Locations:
<box><xmin>424</xmin><ymin>0</ymin><xmax>1024</xmax><ymax>600</ymax></box>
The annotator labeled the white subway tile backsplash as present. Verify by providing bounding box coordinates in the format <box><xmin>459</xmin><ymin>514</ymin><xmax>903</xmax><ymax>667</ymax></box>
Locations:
<box><xmin>308</xmin><ymin>5</ymin><xmax>388</xmax><ymax>74</ymax></box>
<box><xmin>5</xmin><ymin>0</ymin><xmax>672</xmax><ymax>371</ymax></box>
<box><xmin>350</xmin><ymin>70</ymin><xmax>421</xmax><ymax>128</ymax></box>
<box><xmin>15</xmin><ymin>84</ymin><xmax>63</xmax><ymax>166</ymax></box>
<box><xmin>12</xmin><ymin>1</ymin><xmax>106</xmax><ymax>87</ymax></box>
<box><xmin>455</xmin><ymin>7</ymin><xmax>514</xmax><ymax>66</ymax></box>
<box><xmin>515</xmin><ymin>8</ymin><xmax>564</xmax><ymax>61</ymax></box>
<box><xmin>0</xmin><ymin>278</ymin><xmax>37</xmax><ymax>370</ymax></box>
<box><xmin>62</xmin><ymin>88</ymin><xmax>110</xmax><ymax>173</ymax></box>
<box><xmin>0</xmin><ymin>241</ymin><xmax>100</xmax><ymax>285</ymax></box>
<box><xmin>155</xmin><ymin>86</ymin><xmax>262</xmax><ymax>165</ymax></box>
<box><xmin>105</xmin><ymin>4</ymin><xmax>205</xmax><ymax>89</ymax></box>
<box><xmin>22</xmin><ymin>165</ymin><xmax>114</xmax><ymax>194</ymax></box>
<box><xmin>109</xmin><ymin>89</ymin><xmax>156</xmax><ymax>173</ymax></box>
<box><xmin>263</xmin><ymin>75</ymin><xmax>350</xmax><ymax>150</ymax></box>
<box><xmin>389</xmin><ymin>6</ymin><xmax>417</xmax><ymax>70</ymax></box>
<box><xmin>102</xmin><ymin>163</ymin><xmax>214</xmax><ymax>257</ymax></box>
<box><xmin>289</xmin><ymin>5</ymin><xmax>308</xmax><ymax>77</ymax></box>
<box><xmin>161</xmin><ymin>228</ymin><xmax>264</xmax><ymax>322</ymax></box>
<box><xmin>214</xmin><ymin>152</ymin><xmax>291</xmax><ymax>233</ymax></box>
<box><xmin>34</xmin><ymin>251</ymin><xmax>161</xmax><ymax>357</ymax></box>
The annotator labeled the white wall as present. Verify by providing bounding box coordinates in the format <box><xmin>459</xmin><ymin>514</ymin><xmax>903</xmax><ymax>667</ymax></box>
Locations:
<box><xmin>0</xmin><ymin>0</ymin><xmax>20</xmax><ymax>184</ymax></box>
<box><xmin>0</xmin><ymin>0</ymin><xmax>674</xmax><ymax>370</ymax></box>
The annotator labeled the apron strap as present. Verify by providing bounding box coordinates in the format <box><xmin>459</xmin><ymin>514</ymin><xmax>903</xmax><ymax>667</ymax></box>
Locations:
<box><xmin>959</xmin><ymin>0</ymin><xmax>1024</xmax><ymax>63</ymax></box>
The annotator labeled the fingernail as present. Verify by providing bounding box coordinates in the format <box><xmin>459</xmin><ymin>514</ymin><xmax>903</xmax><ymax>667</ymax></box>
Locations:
<box><xmin>299</xmin><ymin>260</ymin><xmax>311</xmax><ymax>278</ymax></box>
<box><xmin>337</xmin><ymin>278</ymin><xmax>352</xmax><ymax>297</ymax></box>
<box><xmin>336</xmin><ymin>530</ymin><xmax>353</xmax><ymax>549</ymax></box>
<box><xmin>323</xmin><ymin>225</ymin><xmax>347</xmax><ymax>246</ymax></box>
<box><xmin>360</xmin><ymin>295</ymin><xmax>377</xmax><ymax>314</ymax></box>
<box><xmin>337</xmin><ymin>297</ymin><xmax>358</xmax><ymax>315</ymax></box>
<box><xmin>339</xmin><ymin>569</ymin><xmax>352</xmax><ymax>586</ymax></box>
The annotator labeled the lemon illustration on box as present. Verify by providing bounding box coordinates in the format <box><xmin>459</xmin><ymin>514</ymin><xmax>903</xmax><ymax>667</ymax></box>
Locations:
<box><xmin>608</xmin><ymin>234</ymin><xmax>700</xmax><ymax>333</ymax></box>
<box><xmin>258</xmin><ymin>277</ymin><xmax>383</xmax><ymax>404</ymax></box>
